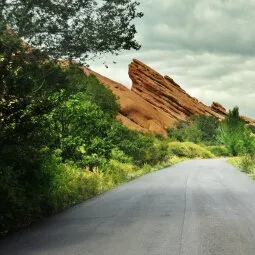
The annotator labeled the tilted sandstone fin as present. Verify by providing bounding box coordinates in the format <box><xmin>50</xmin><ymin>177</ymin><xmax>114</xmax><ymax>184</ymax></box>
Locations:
<box><xmin>129</xmin><ymin>59</ymin><xmax>255</xmax><ymax>127</ymax></box>
<box><xmin>83</xmin><ymin>59</ymin><xmax>255</xmax><ymax>136</ymax></box>
<box><xmin>129</xmin><ymin>59</ymin><xmax>225</xmax><ymax>121</ymax></box>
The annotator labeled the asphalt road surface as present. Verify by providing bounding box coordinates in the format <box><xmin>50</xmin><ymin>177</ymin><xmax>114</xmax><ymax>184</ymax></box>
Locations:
<box><xmin>1</xmin><ymin>159</ymin><xmax>255</xmax><ymax>255</ymax></box>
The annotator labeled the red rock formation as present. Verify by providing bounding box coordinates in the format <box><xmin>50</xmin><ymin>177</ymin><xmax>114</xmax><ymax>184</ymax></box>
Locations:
<box><xmin>83</xmin><ymin>59</ymin><xmax>255</xmax><ymax>136</ymax></box>
<box><xmin>83</xmin><ymin>67</ymin><xmax>175</xmax><ymax>136</ymax></box>
<box><xmin>129</xmin><ymin>59</ymin><xmax>227</xmax><ymax>121</ymax></box>
<box><xmin>211</xmin><ymin>102</ymin><xmax>227</xmax><ymax>116</ymax></box>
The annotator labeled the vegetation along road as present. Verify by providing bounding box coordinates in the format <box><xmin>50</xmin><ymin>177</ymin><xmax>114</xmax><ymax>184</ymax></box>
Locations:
<box><xmin>0</xmin><ymin>159</ymin><xmax>255</xmax><ymax>255</ymax></box>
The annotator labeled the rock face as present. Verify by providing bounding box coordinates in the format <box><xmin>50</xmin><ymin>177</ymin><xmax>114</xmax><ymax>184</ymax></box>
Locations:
<box><xmin>84</xmin><ymin>59</ymin><xmax>255</xmax><ymax>136</ymax></box>
<box><xmin>129</xmin><ymin>59</ymin><xmax>226</xmax><ymax>122</ymax></box>
<box><xmin>83</xmin><ymin>67</ymin><xmax>175</xmax><ymax>136</ymax></box>
<box><xmin>211</xmin><ymin>102</ymin><xmax>227</xmax><ymax>116</ymax></box>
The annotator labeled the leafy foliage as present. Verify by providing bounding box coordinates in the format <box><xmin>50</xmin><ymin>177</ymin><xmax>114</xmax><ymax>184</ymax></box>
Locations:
<box><xmin>206</xmin><ymin>146</ymin><xmax>230</xmax><ymax>157</ymax></box>
<box><xmin>1</xmin><ymin>0</ymin><xmax>143</xmax><ymax>62</ymax></box>
<box><xmin>229</xmin><ymin>156</ymin><xmax>255</xmax><ymax>180</ymax></box>
<box><xmin>5</xmin><ymin>28</ymin><xmax>253</xmax><ymax>238</ymax></box>
<box><xmin>48</xmin><ymin>92</ymin><xmax>114</xmax><ymax>163</ymax></box>
<box><xmin>225</xmin><ymin>109</ymin><xmax>255</xmax><ymax>178</ymax></box>
<box><xmin>168</xmin><ymin>115</ymin><xmax>220</xmax><ymax>145</ymax></box>
<box><xmin>218</xmin><ymin>107</ymin><xmax>255</xmax><ymax>156</ymax></box>
<box><xmin>0</xmin><ymin>30</ymin><xmax>176</xmax><ymax>236</ymax></box>
<box><xmin>168</xmin><ymin>142</ymin><xmax>215</xmax><ymax>159</ymax></box>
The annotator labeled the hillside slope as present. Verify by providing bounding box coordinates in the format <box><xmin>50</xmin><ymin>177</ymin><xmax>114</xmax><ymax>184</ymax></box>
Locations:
<box><xmin>83</xmin><ymin>67</ymin><xmax>174</xmax><ymax>136</ymax></box>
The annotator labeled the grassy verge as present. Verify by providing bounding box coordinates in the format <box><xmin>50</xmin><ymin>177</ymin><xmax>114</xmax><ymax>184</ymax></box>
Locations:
<box><xmin>44</xmin><ymin>156</ymin><xmax>186</xmax><ymax>213</ymax></box>
<box><xmin>0</xmin><ymin>155</ymin><xmax>185</xmax><ymax>237</ymax></box>
<box><xmin>41</xmin><ymin>147</ymin><xmax>208</xmax><ymax>222</ymax></box>
<box><xmin>228</xmin><ymin>156</ymin><xmax>255</xmax><ymax>180</ymax></box>
<box><xmin>53</xmin><ymin>144</ymin><xmax>211</xmax><ymax>212</ymax></box>
<box><xmin>1</xmin><ymin>140</ymin><xmax>214</xmax><ymax>236</ymax></box>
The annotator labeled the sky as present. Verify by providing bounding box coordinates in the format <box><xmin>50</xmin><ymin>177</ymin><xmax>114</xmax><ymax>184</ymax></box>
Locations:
<box><xmin>90</xmin><ymin>0</ymin><xmax>255</xmax><ymax>118</ymax></box>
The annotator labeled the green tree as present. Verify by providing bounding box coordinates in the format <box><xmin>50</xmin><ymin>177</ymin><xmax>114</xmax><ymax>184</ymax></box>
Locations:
<box><xmin>168</xmin><ymin>115</ymin><xmax>220</xmax><ymax>145</ymax></box>
<box><xmin>167</xmin><ymin>120</ymin><xmax>189</xmax><ymax>142</ymax></box>
<box><xmin>193</xmin><ymin>115</ymin><xmax>219</xmax><ymax>145</ymax></box>
<box><xmin>219</xmin><ymin>107</ymin><xmax>253</xmax><ymax>156</ymax></box>
<box><xmin>1</xmin><ymin>0</ymin><xmax>143</xmax><ymax>62</ymax></box>
<box><xmin>84</xmin><ymin>75</ymin><xmax>119</xmax><ymax>117</ymax></box>
<box><xmin>48</xmin><ymin>92</ymin><xmax>114</xmax><ymax>163</ymax></box>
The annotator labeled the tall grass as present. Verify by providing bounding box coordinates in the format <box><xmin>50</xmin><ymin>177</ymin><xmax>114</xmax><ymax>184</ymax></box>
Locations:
<box><xmin>229</xmin><ymin>156</ymin><xmax>255</xmax><ymax>180</ymax></box>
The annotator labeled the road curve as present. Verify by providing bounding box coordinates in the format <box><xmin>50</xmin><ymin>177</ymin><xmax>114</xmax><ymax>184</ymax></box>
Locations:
<box><xmin>1</xmin><ymin>159</ymin><xmax>255</xmax><ymax>255</ymax></box>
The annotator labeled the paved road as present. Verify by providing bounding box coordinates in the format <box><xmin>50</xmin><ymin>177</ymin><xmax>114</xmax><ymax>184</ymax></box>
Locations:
<box><xmin>1</xmin><ymin>159</ymin><xmax>255</xmax><ymax>255</ymax></box>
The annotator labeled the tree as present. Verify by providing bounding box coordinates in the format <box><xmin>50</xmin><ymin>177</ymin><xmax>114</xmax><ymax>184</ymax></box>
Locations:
<box><xmin>48</xmin><ymin>92</ymin><xmax>114</xmax><ymax>162</ymax></box>
<box><xmin>167</xmin><ymin>115</ymin><xmax>220</xmax><ymax>145</ymax></box>
<box><xmin>219</xmin><ymin>107</ymin><xmax>253</xmax><ymax>156</ymax></box>
<box><xmin>193</xmin><ymin>115</ymin><xmax>219</xmax><ymax>145</ymax></box>
<box><xmin>1</xmin><ymin>0</ymin><xmax>143</xmax><ymax>62</ymax></box>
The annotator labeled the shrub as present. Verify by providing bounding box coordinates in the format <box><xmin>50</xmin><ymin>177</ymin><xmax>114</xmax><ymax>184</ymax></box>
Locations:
<box><xmin>193</xmin><ymin>115</ymin><xmax>220</xmax><ymax>145</ymax></box>
<box><xmin>239</xmin><ymin>156</ymin><xmax>255</xmax><ymax>175</ymax></box>
<box><xmin>218</xmin><ymin>107</ymin><xmax>253</xmax><ymax>156</ymax></box>
<box><xmin>143</xmin><ymin>138</ymin><xmax>169</xmax><ymax>166</ymax></box>
<box><xmin>168</xmin><ymin>115</ymin><xmax>220</xmax><ymax>145</ymax></box>
<box><xmin>47</xmin><ymin>162</ymin><xmax>107</xmax><ymax>212</ymax></box>
<box><xmin>229</xmin><ymin>156</ymin><xmax>255</xmax><ymax>180</ymax></box>
<box><xmin>48</xmin><ymin>92</ymin><xmax>114</xmax><ymax>164</ymax></box>
<box><xmin>110</xmin><ymin>148</ymin><xmax>133</xmax><ymax>164</ymax></box>
<box><xmin>167</xmin><ymin>120</ymin><xmax>190</xmax><ymax>142</ymax></box>
<box><xmin>206</xmin><ymin>146</ymin><xmax>230</xmax><ymax>157</ymax></box>
<box><xmin>84</xmin><ymin>75</ymin><xmax>120</xmax><ymax>117</ymax></box>
<box><xmin>0</xmin><ymin>150</ymin><xmax>61</xmax><ymax>235</ymax></box>
<box><xmin>103</xmin><ymin>159</ymin><xmax>137</xmax><ymax>184</ymax></box>
<box><xmin>106</xmin><ymin>122</ymin><xmax>169</xmax><ymax>166</ymax></box>
<box><xmin>168</xmin><ymin>142</ymin><xmax>215</xmax><ymax>159</ymax></box>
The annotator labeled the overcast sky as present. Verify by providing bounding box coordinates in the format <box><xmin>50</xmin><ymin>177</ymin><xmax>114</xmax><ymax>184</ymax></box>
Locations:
<box><xmin>91</xmin><ymin>0</ymin><xmax>255</xmax><ymax>118</ymax></box>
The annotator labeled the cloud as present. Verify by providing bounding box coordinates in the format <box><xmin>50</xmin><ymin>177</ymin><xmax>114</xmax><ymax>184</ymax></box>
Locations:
<box><xmin>91</xmin><ymin>0</ymin><xmax>255</xmax><ymax>118</ymax></box>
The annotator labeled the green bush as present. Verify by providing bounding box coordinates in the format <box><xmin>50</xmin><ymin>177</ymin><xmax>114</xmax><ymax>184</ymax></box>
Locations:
<box><xmin>168</xmin><ymin>142</ymin><xmax>215</xmax><ymax>159</ymax></box>
<box><xmin>167</xmin><ymin>120</ymin><xmax>190</xmax><ymax>142</ymax></box>
<box><xmin>103</xmin><ymin>159</ymin><xmax>137</xmax><ymax>184</ymax></box>
<box><xmin>168</xmin><ymin>115</ymin><xmax>220</xmax><ymax>145</ymax></box>
<box><xmin>239</xmin><ymin>156</ymin><xmax>255</xmax><ymax>176</ymax></box>
<box><xmin>0</xmin><ymin>150</ymin><xmax>61</xmax><ymax>235</ymax></box>
<box><xmin>106</xmin><ymin>122</ymin><xmax>169</xmax><ymax>166</ymax></box>
<box><xmin>193</xmin><ymin>115</ymin><xmax>220</xmax><ymax>144</ymax></box>
<box><xmin>84</xmin><ymin>75</ymin><xmax>120</xmax><ymax>117</ymax></box>
<box><xmin>47</xmin><ymin>162</ymin><xmax>107</xmax><ymax>212</ymax></box>
<box><xmin>206</xmin><ymin>146</ymin><xmax>230</xmax><ymax>157</ymax></box>
<box><xmin>48</xmin><ymin>92</ymin><xmax>114</xmax><ymax>164</ymax></box>
<box><xmin>218</xmin><ymin>107</ymin><xmax>254</xmax><ymax>156</ymax></box>
<box><xmin>110</xmin><ymin>148</ymin><xmax>133</xmax><ymax>164</ymax></box>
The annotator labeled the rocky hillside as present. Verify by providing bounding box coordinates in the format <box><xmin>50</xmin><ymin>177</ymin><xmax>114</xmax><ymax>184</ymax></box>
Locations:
<box><xmin>84</xmin><ymin>59</ymin><xmax>255</xmax><ymax>136</ymax></box>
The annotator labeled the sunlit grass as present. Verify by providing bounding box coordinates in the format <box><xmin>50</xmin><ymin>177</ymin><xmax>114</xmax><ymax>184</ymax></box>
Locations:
<box><xmin>229</xmin><ymin>156</ymin><xmax>255</xmax><ymax>180</ymax></box>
